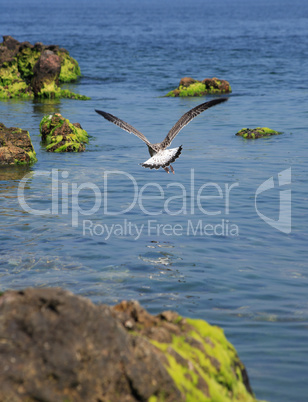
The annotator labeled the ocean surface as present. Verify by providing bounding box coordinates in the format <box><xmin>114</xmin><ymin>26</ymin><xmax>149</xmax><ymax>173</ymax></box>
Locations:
<box><xmin>1</xmin><ymin>0</ymin><xmax>308</xmax><ymax>400</ymax></box>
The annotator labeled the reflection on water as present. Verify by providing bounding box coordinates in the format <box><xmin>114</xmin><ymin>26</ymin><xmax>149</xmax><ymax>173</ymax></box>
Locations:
<box><xmin>147</xmin><ymin>240</ymin><xmax>175</xmax><ymax>249</ymax></box>
<box><xmin>32</xmin><ymin>99</ymin><xmax>62</xmax><ymax>117</ymax></box>
<box><xmin>139</xmin><ymin>254</ymin><xmax>173</xmax><ymax>266</ymax></box>
<box><xmin>0</xmin><ymin>165</ymin><xmax>32</xmax><ymax>181</ymax></box>
<box><xmin>139</xmin><ymin>241</ymin><xmax>181</xmax><ymax>266</ymax></box>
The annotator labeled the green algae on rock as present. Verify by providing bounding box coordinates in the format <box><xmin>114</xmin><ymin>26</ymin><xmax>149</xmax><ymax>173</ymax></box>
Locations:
<box><xmin>40</xmin><ymin>113</ymin><xmax>89</xmax><ymax>152</ymax></box>
<box><xmin>0</xmin><ymin>36</ymin><xmax>89</xmax><ymax>100</ymax></box>
<box><xmin>114</xmin><ymin>301</ymin><xmax>261</xmax><ymax>402</ymax></box>
<box><xmin>166</xmin><ymin>76</ymin><xmax>232</xmax><ymax>97</ymax></box>
<box><xmin>0</xmin><ymin>123</ymin><xmax>37</xmax><ymax>165</ymax></box>
<box><xmin>58</xmin><ymin>50</ymin><xmax>81</xmax><ymax>82</ymax></box>
<box><xmin>0</xmin><ymin>60</ymin><xmax>33</xmax><ymax>99</ymax></box>
<box><xmin>236</xmin><ymin>127</ymin><xmax>281</xmax><ymax>139</ymax></box>
<box><xmin>35</xmin><ymin>81</ymin><xmax>90</xmax><ymax>100</ymax></box>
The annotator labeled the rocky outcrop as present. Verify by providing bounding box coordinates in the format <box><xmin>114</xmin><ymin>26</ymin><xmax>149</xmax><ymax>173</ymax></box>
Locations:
<box><xmin>40</xmin><ymin>113</ymin><xmax>89</xmax><ymax>152</ymax></box>
<box><xmin>0</xmin><ymin>36</ymin><xmax>89</xmax><ymax>99</ymax></box>
<box><xmin>236</xmin><ymin>127</ymin><xmax>281</xmax><ymax>139</ymax></box>
<box><xmin>166</xmin><ymin>76</ymin><xmax>232</xmax><ymax>97</ymax></box>
<box><xmin>0</xmin><ymin>287</ymin><xmax>259</xmax><ymax>402</ymax></box>
<box><xmin>31</xmin><ymin>50</ymin><xmax>61</xmax><ymax>96</ymax></box>
<box><xmin>0</xmin><ymin>123</ymin><xmax>37</xmax><ymax>165</ymax></box>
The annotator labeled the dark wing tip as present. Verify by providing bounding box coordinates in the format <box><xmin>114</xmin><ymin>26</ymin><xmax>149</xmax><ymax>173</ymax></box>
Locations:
<box><xmin>207</xmin><ymin>97</ymin><xmax>229</xmax><ymax>106</ymax></box>
<box><xmin>95</xmin><ymin>109</ymin><xmax>107</xmax><ymax>117</ymax></box>
<box><xmin>95</xmin><ymin>109</ymin><xmax>115</xmax><ymax>123</ymax></box>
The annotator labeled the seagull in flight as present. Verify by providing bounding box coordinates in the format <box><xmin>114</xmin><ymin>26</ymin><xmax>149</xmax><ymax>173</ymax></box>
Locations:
<box><xmin>95</xmin><ymin>97</ymin><xmax>228</xmax><ymax>173</ymax></box>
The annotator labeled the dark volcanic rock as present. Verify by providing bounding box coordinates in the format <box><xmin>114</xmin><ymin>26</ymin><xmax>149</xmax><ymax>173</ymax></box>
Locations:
<box><xmin>0</xmin><ymin>288</ymin><xmax>258</xmax><ymax>402</ymax></box>
<box><xmin>0</xmin><ymin>35</ymin><xmax>20</xmax><ymax>64</ymax></box>
<box><xmin>32</xmin><ymin>50</ymin><xmax>61</xmax><ymax>96</ymax></box>
<box><xmin>0</xmin><ymin>123</ymin><xmax>37</xmax><ymax>165</ymax></box>
<box><xmin>2</xmin><ymin>35</ymin><xmax>20</xmax><ymax>51</ymax></box>
<box><xmin>0</xmin><ymin>288</ymin><xmax>180</xmax><ymax>402</ymax></box>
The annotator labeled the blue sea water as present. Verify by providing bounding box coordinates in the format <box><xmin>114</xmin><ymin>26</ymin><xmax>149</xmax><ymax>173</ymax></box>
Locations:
<box><xmin>0</xmin><ymin>0</ymin><xmax>308</xmax><ymax>400</ymax></box>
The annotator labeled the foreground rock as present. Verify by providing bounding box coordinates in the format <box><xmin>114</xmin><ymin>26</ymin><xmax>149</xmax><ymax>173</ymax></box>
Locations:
<box><xmin>0</xmin><ymin>287</ymin><xmax>259</xmax><ymax>402</ymax></box>
<box><xmin>166</xmin><ymin>76</ymin><xmax>232</xmax><ymax>97</ymax></box>
<box><xmin>0</xmin><ymin>35</ymin><xmax>89</xmax><ymax>99</ymax></box>
<box><xmin>236</xmin><ymin>127</ymin><xmax>281</xmax><ymax>139</ymax></box>
<box><xmin>40</xmin><ymin>113</ymin><xmax>88</xmax><ymax>152</ymax></box>
<box><xmin>0</xmin><ymin>123</ymin><xmax>37</xmax><ymax>165</ymax></box>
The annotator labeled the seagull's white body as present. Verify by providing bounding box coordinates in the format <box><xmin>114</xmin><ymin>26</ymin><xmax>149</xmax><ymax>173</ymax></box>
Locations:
<box><xmin>95</xmin><ymin>97</ymin><xmax>228</xmax><ymax>173</ymax></box>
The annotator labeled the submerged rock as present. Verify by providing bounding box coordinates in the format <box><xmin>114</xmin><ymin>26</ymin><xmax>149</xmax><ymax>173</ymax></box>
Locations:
<box><xmin>0</xmin><ymin>35</ymin><xmax>89</xmax><ymax>100</ymax></box>
<box><xmin>40</xmin><ymin>113</ymin><xmax>89</xmax><ymax>152</ymax></box>
<box><xmin>236</xmin><ymin>127</ymin><xmax>281</xmax><ymax>139</ymax></box>
<box><xmin>0</xmin><ymin>123</ymin><xmax>37</xmax><ymax>165</ymax></box>
<box><xmin>166</xmin><ymin>76</ymin><xmax>232</xmax><ymax>97</ymax></box>
<box><xmin>0</xmin><ymin>287</ymin><xmax>260</xmax><ymax>402</ymax></box>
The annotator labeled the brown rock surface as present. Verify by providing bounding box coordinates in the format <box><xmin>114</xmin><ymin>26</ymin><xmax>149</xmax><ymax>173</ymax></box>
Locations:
<box><xmin>0</xmin><ymin>288</ymin><xmax>180</xmax><ymax>402</ymax></box>
<box><xmin>0</xmin><ymin>123</ymin><xmax>36</xmax><ymax>165</ymax></box>
<box><xmin>32</xmin><ymin>50</ymin><xmax>61</xmax><ymax>96</ymax></box>
<box><xmin>202</xmin><ymin>77</ymin><xmax>231</xmax><ymax>92</ymax></box>
<box><xmin>179</xmin><ymin>77</ymin><xmax>196</xmax><ymax>87</ymax></box>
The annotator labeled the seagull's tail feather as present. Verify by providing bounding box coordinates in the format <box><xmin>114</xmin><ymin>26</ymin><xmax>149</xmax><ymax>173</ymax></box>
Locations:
<box><xmin>141</xmin><ymin>146</ymin><xmax>182</xmax><ymax>170</ymax></box>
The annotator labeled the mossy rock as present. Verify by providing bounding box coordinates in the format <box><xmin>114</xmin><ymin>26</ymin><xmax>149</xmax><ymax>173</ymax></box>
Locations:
<box><xmin>58</xmin><ymin>50</ymin><xmax>81</xmax><ymax>82</ymax></box>
<box><xmin>113</xmin><ymin>301</ymin><xmax>261</xmax><ymax>402</ymax></box>
<box><xmin>36</xmin><ymin>81</ymin><xmax>90</xmax><ymax>100</ymax></box>
<box><xmin>0</xmin><ymin>123</ymin><xmax>37</xmax><ymax>165</ymax></box>
<box><xmin>39</xmin><ymin>113</ymin><xmax>89</xmax><ymax>152</ymax></box>
<box><xmin>0</xmin><ymin>61</ymin><xmax>33</xmax><ymax>99</ymax></box>
<box><xmin>166</xmin><ymin>76</ymin><xmax>232</xmax><ymax>97</ymax></box>
<box><xmin>0</xmin><ymin>289</ymin><xmax>263</xmax><ymax>401</ymax></box>
<box><xmin>17</xmin><ymin>45</ymin><xmax>41</xmax><ymax>81</ymax></box>
<box><xmin>236</xmin><ymin>127</ymin><xmax>281</xmax><ymax>139</ymax></box>
<box><xmin>0</xmin><ymin>36</ymin><xmax>89</xmax><ymax>100</ymax></box>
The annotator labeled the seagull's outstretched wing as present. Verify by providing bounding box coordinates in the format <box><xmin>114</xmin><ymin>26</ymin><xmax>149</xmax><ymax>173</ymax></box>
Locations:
<box><xmin>160</xmin><ymin>97</ymin><xmax>228</xmax><ymax>149</ymax></box>
<box><xmin>95</xmin><ymin>109</ymin><xmax>152</xmax><ymax>147</ymax></box>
